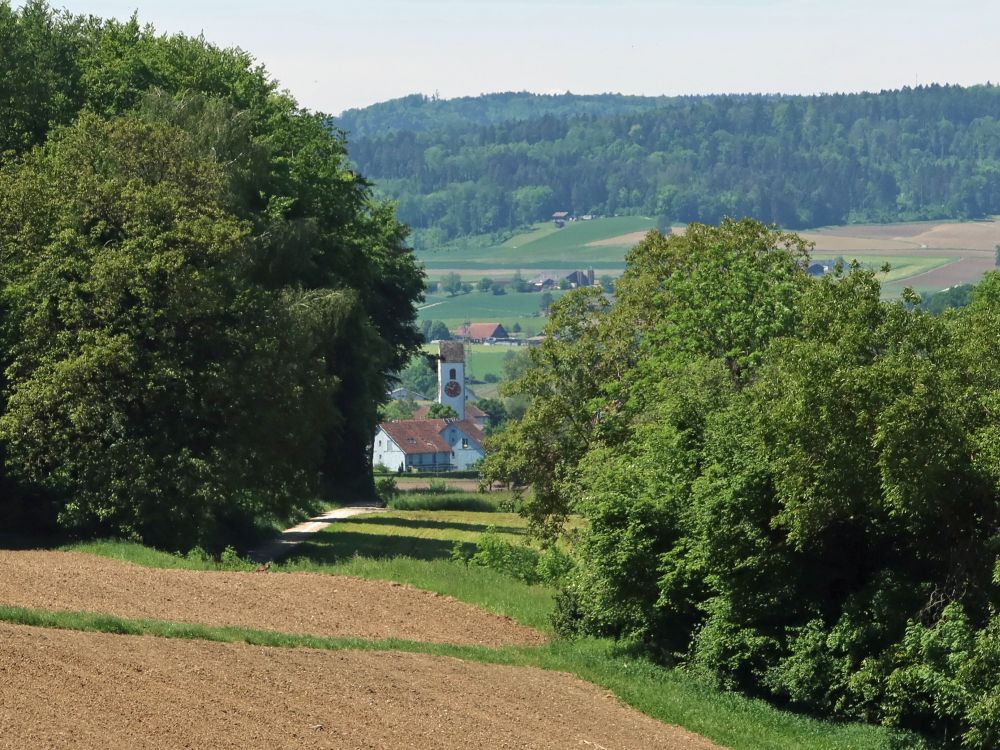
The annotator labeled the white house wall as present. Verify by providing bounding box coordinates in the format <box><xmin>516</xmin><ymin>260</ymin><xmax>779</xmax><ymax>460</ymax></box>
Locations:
<box><xmin>442</xmin><ymin>424</ymin><xmax>484</xmax><ymax>470</ymax></box>
<box><xmin>372</xmin><ymin>429</ymin><xmax>407</xmax><ymax>472</ymax></box>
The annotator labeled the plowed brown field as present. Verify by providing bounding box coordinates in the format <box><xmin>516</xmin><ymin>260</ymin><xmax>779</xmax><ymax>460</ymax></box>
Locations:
<box><xmin>0</xmin><ymin>551</ymin><xmax>543</xmax><ymax>647</ymax></box>
<box><xmin>0</xmin><ymin>623</ymin><xmax>721</xmax><ymax>749</ymax></box>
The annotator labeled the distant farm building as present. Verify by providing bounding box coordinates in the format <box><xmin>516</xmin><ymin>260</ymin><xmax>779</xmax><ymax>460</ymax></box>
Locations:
<box><xmin>529</xmin><ymin>269</ymin><xmax>596</xmax><ymax>289</ymax></box>
<box><xmin>455</xmin><ymin>322</ymin><xmax>509</xmax><ymax>342</ymax></box>
<box><xmin>807</xmin><ymin>261</ymin><xmax>833</xmax><ymax>277</ymax></box>
<box><xmin>552</xmin><ymin>211</ymin><xmax>569</xmax><ymax>228</ymax></box>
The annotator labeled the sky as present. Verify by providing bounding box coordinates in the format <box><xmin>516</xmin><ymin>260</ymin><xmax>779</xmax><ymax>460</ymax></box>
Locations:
<box><xmin>25</xmin><ymin>0</ymin><xmax>1000</xmax><ymax>115</ymax></box>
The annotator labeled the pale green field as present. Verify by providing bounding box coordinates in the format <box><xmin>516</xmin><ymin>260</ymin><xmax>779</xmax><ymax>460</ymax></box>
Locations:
<box><xmin>419</xmin><ymin>216</ymin><xmax>654</xmax><ymax>270</ymax></box>
<box><xmin>421</xmin><ymin>342</ymin><xmax>525</xmax><ymax>384</ymax></box>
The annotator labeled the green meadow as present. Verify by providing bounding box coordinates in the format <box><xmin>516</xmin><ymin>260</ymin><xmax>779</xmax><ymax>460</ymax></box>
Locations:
<box><xmin>419</xmin><ymin>216</ymin><xmax>655</xmax><ymax>270</ymax></box>
<box><xmin>418</xmin><ymin>290</ymin><xmax>567</xmax><ymax>338</ymax></box>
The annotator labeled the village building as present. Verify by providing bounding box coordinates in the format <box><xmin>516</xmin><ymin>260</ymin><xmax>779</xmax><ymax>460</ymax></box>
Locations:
<box><xmin>529</xmin><ymin>269</ymin><xmax>596</xmax><ymax>290</ymax></box>
<box><xmin>454</xmin><ymin>322</ymin><xmax>509</xmax><ymax>343</ymax></box>
<box><xmin>372</xmin><ymin>341</ymin><xmax>487</xmax><ymax>472</ymax></box>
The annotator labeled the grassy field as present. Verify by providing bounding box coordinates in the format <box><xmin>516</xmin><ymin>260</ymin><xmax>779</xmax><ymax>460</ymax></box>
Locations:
<box><xmin>41</xmin><ymin>500</ymin><xmax>931</xmax><ymax>750</ymax></box>
<box><xmin>418</xmin><ymin>290</ymin><xmax>565</xmax><ymax>338</ymax></box>
<box><xmin>418</xmin><ymin>218</ymin><xmax>1000</xmax><ymax>318</ymax></box>
<box><xmin>418</xmin><ymin>341</ymin><xmax>524</xmax><ymax>382</ymax></box>
<box><xmin>419</xmin><ymin>216</ymin><xmax>655</xmax><ymax>270</ymax></box>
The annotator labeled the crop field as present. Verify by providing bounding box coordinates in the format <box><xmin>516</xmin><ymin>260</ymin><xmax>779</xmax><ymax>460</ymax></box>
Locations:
<box><xmin>806</xmin><ymin>220</ymin><xmax>1000</xmax><ymax>295</ymax></box>
<box><xmin>0</xmin><ymin>501</ymin><xmax>922</xmax><ymax>750</ymax></box>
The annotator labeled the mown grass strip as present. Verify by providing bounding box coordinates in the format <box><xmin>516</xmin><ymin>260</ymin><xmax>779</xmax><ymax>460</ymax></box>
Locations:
<box><xmin>0</xmin><ymin>605</ymin><xmax>926</xmax><ymax>750</ymax></box>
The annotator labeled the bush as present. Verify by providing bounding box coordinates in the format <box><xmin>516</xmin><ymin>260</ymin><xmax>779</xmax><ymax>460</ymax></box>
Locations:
<box><xmin>536</xmin><ymin>544</ymin><xmax>574</xmax><ymax>585</ymax></box>
<box><xmin>469</xmin><ymin>527</ymin><xmax>540</xmax><ymax>583</ymax></box>
<box><xmin>375</xmin><ymin>476</ymin><xmax>399</xmax><ymax>505</ymax></box>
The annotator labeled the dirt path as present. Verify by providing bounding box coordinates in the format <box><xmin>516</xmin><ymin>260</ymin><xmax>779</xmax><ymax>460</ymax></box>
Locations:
<box><xmin>0</xmin><ymin>623</ymin><xmax>721</xmax><ymax>750</ymax></box>
<box><xmin>248</xmin><ymin>505</ymin><xmax>384</xmax><ymax>563</ymax></box>
<box><xmin>0</xmin><ymin>551</ymin><xmax>544</xmax><ymax>647</ymax></box>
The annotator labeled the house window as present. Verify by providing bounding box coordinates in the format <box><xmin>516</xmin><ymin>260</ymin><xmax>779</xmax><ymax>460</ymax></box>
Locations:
<box><xmin>462</xmin><ymin>438</ymin><xmax>469</xmax><ymax>449</ymax></box>
<box><xmin>449</xmin><ymin>368</ymin><xmax>456</xmax><ymax>380</ymax></box>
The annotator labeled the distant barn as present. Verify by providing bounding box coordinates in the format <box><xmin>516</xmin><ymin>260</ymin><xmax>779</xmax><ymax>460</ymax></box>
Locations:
<box><xmin>456</xmin><ymin>322</ymin><xmax>509</xmax><ymax>342</ymax></box>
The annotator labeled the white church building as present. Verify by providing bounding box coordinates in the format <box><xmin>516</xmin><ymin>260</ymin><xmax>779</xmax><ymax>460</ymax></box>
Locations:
<box><xmin>372</xmin><ymin>342</ymin><xmax>487</xmax><ymax>472</ymax></box>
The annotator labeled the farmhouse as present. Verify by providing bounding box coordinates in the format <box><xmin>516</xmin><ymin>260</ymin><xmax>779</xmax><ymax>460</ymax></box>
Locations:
<box><xmin>372</xmin><ymin>341</ymin><xmax>487</xmax><ymax>472</ymax></box>
<box><xmin>552</xmin><ymin>211</ymin><xmax>569</xmax><ymax>228</ymax></box>
<box><xmin>455</xmin><ymin>322</ymin><xmax>508</xmax><ymax>342</ymax></box>
<box><xmin>529</xmin><ymin>269</ymin><xmax>596</xmax><ymax>289</ymax></box>
<box><xmin>372</xmin><ymin>418</ymin><xmax>484</xmax><ymax>472</ymax></box>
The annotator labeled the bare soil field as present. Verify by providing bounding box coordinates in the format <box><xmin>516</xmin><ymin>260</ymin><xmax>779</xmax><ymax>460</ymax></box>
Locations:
<box><xmin>0</xmin><ymin>623</ymin><xmax>721</xmax><ymax>750</ymax></box>
<box><xmin>815</xmin><ymin>220</ymin><xmax>1000</xmax><ymax>251</ymax></box>
<box><xmin>0</xmin><ymin>551</ymin><xmax>543</xmax><ymax>647</ymax></box>
<box><xmin>586</xmin><ymin>229</ymin><xmax>654</xmax><ymax>247</ymax></box>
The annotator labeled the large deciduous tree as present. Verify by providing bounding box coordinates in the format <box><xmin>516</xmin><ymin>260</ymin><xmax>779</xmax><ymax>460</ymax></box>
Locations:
<box><xmin>0</xmin><ymin>3</ymin><xmax>423</xmax><ymax>545</ymax></box>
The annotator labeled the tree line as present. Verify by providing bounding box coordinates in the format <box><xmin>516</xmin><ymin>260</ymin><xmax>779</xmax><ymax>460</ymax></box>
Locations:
<box><xmin>0</xmin><ymin>2</ymin><xmax>423</xmax><ymax>551</ymax></box>
<box><xmin>483</xmin><ymin>220</ymin><xmax>1000</xmax><ymax>747</ymax></box>
<box><xmin>336</xmin><ymin>87</ymin><xmax>1000</xmax><ymax>248</ymax></box>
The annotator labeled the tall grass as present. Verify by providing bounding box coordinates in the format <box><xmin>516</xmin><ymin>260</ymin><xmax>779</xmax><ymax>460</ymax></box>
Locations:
<box><xmin>387</xmin><ymin>491</ymin><xmax>504</xmax><ymax>512</ymax></box>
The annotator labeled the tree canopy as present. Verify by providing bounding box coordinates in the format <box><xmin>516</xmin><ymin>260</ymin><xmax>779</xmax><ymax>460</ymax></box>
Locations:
<box><xmin>0</xmin><ymin>2</ymin><xmax>423</xmax><ymax>548</ymax></box>
<box><xmin>484</xmin><ymin>219</ymin><xmax>1000</xmax><ymax>746</ymax></box>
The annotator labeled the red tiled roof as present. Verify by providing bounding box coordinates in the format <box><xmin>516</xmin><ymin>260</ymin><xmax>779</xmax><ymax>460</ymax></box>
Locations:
<box><xmin>456</xmin><ymin>323</ymin><xmax>507</xmax><ymax>339</ymax></box>
<box><xmin>379</xmin><ymin>420</ymin><xmax>451</xmax><ymax>455</ymax></box>
<box><xmin>450</xmin><ymin>419</ymin><xmax>485</xmax><ymax>443</ymax></box>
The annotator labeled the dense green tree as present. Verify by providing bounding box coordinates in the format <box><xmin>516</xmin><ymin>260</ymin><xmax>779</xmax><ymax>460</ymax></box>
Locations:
<box><xmin>427</xmin><ymin>403</ymin><xmax>458</xmax><ymax>419</ymax></box>
<box><xmin>489</xmin><ymin>220</ymin><xmax>1000</xmax><ymax>746</ymax></box>
<box><xmin>0</xmin><ymin>115</ymin><xmax>333</xmax><ymax>548</ymax></box>
<box><xmin>380</xmin><ymin>397</ymin><xmax>418</xmax><ymax>421</ymax></box>
<box><xmin>441</xmin><ymin>271</ymin><xmax>463</xmax><ymax>296</ymax></box>
<box><xmin>0</xmin><ymin>3</ymin><xmax>423</xmax><ymax>544</ymax></box>
<box><xmin>476</xmin><ymin>397</ymin><xmax>508</xmax><ymax>426</ymax></box>
<box><xmin>398</xmin><ymin>354</ymin><xmax>437</xmax><ymax>398</ymax></box>
<box><xmin>477</xmin><ymin>276</ymin><xmax>493</xmax><ymax>292</ymax></box>
<box><xmin>428</xmin><ymin>320</ymin><xmax>451</xmax><ymax>341</ymax></box>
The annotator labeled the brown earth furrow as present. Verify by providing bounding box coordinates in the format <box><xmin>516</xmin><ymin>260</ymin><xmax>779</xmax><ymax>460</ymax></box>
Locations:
<box><xmin>0</xmin><ymin>623</ymin><xmax>722</xmax><ymax>749</ymax></box>
<box><xmin>0</xmin><ymin>551</ymin><xmax>543</xmax><ymax>647</ymax></box>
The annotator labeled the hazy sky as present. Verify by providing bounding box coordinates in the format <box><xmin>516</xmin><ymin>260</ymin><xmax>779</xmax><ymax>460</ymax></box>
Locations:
<box><xmin>27</xmin><ymin>0</ymin><xmax>1000</xmax><ymax>115</ymax></box>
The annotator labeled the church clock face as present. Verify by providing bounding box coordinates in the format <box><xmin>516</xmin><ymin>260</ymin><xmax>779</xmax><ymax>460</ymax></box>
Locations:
<box><xmin>444</xmin><ymin>380</ymin><xmax>462</xmax><ymax>398</ymax></box>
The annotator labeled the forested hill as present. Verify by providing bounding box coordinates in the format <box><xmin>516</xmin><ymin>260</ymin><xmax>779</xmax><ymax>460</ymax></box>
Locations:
<box><xmin>335</xmin><ymin>86</ymin><xmax>1000</xmax><ymax>248</ymax></box>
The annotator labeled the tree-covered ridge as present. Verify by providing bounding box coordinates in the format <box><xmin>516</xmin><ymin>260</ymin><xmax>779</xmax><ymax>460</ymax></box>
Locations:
<box><xmin>340</xmin><ymin>86</ymin><xmax>1000</xmax><ymax>247</ymax></box>
<box><xmin>335</xmin><ymin>91</ymin><xmax>684</xmax><ymax>138</ymax></box>
<box><xmin>0</xmin><ymin>2</ymin><xmax>424</xmax><ymax>549</ymax></box>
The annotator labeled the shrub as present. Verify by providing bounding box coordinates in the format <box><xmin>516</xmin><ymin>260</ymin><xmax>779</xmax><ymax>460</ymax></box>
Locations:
<box><xmin>469</xmin><ymin>527</ymin><xmax>540</xmax><ymax>583</ymax></box>
<box><xmin>375</xmin><ymin>476</ymin><xmax>399</xmax><ymax>505</ymax></box>
<box><xmin>536</xmin><ymin>544</ymin><xmax>574</xmax><ymax>585</ymax></box>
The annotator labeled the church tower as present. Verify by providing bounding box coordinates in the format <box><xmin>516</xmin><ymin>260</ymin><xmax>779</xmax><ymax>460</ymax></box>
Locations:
<box><xmin>437</xmin><ymin>341</ymin><xmax>465</xmax><ymax>420</ymax></box>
